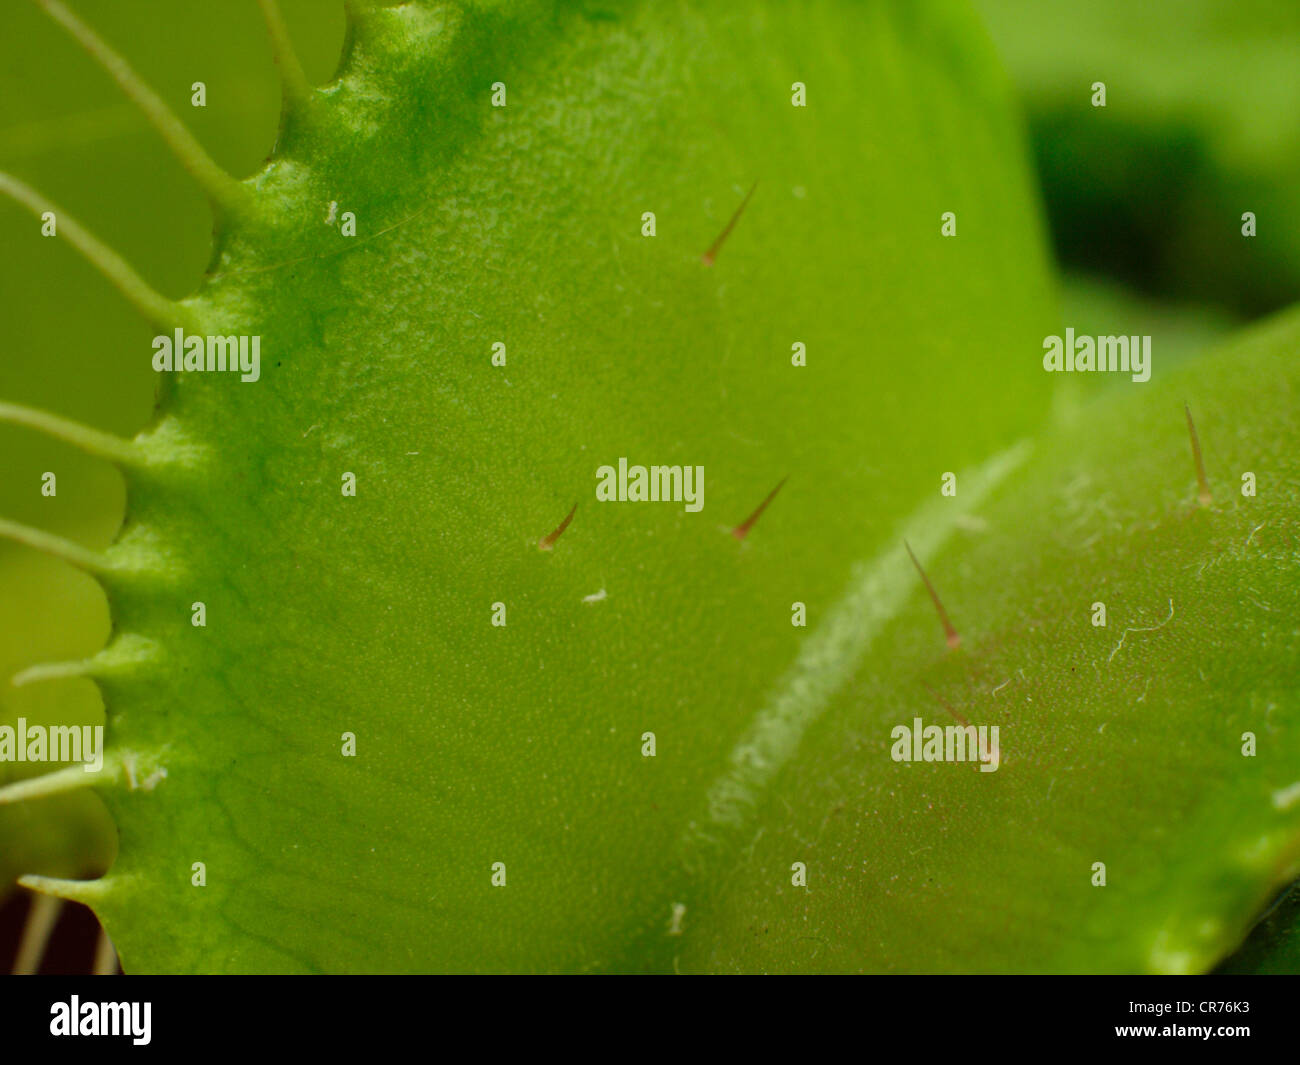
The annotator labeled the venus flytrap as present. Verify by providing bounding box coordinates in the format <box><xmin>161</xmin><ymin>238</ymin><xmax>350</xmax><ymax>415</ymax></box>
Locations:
<box><xmin>0</xmin><ymin>0</ymin><xmax>1293</xmax><ymax>975</ymax></box>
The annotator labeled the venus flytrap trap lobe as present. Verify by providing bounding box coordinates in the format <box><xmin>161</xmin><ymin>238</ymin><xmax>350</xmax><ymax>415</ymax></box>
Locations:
<box><xmin>7</xmin><ymin>0</ymin><xmax>1066</xmax><ymax>972</ymax></box>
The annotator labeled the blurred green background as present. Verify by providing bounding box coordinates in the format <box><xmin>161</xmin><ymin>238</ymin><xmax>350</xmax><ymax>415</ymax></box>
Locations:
<box><xmin>1</xmin><ymin>0</ymin><xmax>1297</xmax><ymax>967</ymax></box>
<box><xmin>977</xmin><ymin>0</ymin><xmax>1300</xmax><ymax>352</ymax></box>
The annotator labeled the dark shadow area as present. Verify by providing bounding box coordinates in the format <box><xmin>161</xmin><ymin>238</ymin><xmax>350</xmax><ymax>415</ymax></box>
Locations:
<box><xmin>0</xmin><ymin>892</ymin><xmax>118</xmax><ymax>975</ymax></box>
<box><xmin>1030</xmin><ymin>110</ymin><xmax>1300</xmax><ymax>319</ymax></box>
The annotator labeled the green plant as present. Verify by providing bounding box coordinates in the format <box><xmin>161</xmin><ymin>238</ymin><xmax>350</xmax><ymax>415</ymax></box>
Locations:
<box><xmin>1</xmin><ymin>0</ymin><xmax>1296</xmax><ymax>974</ymax></box>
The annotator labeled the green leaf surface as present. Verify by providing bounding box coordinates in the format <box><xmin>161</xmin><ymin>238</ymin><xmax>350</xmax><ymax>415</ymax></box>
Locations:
<box><xmin>71</xmin><ymin>0</ymin><xmax>1057</xmax><ymax>972</ymax></box>
<box><xmin>667</xmin><ymin>308</ymin><xmax>1300</xmax><ymax>973</ymax></box>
